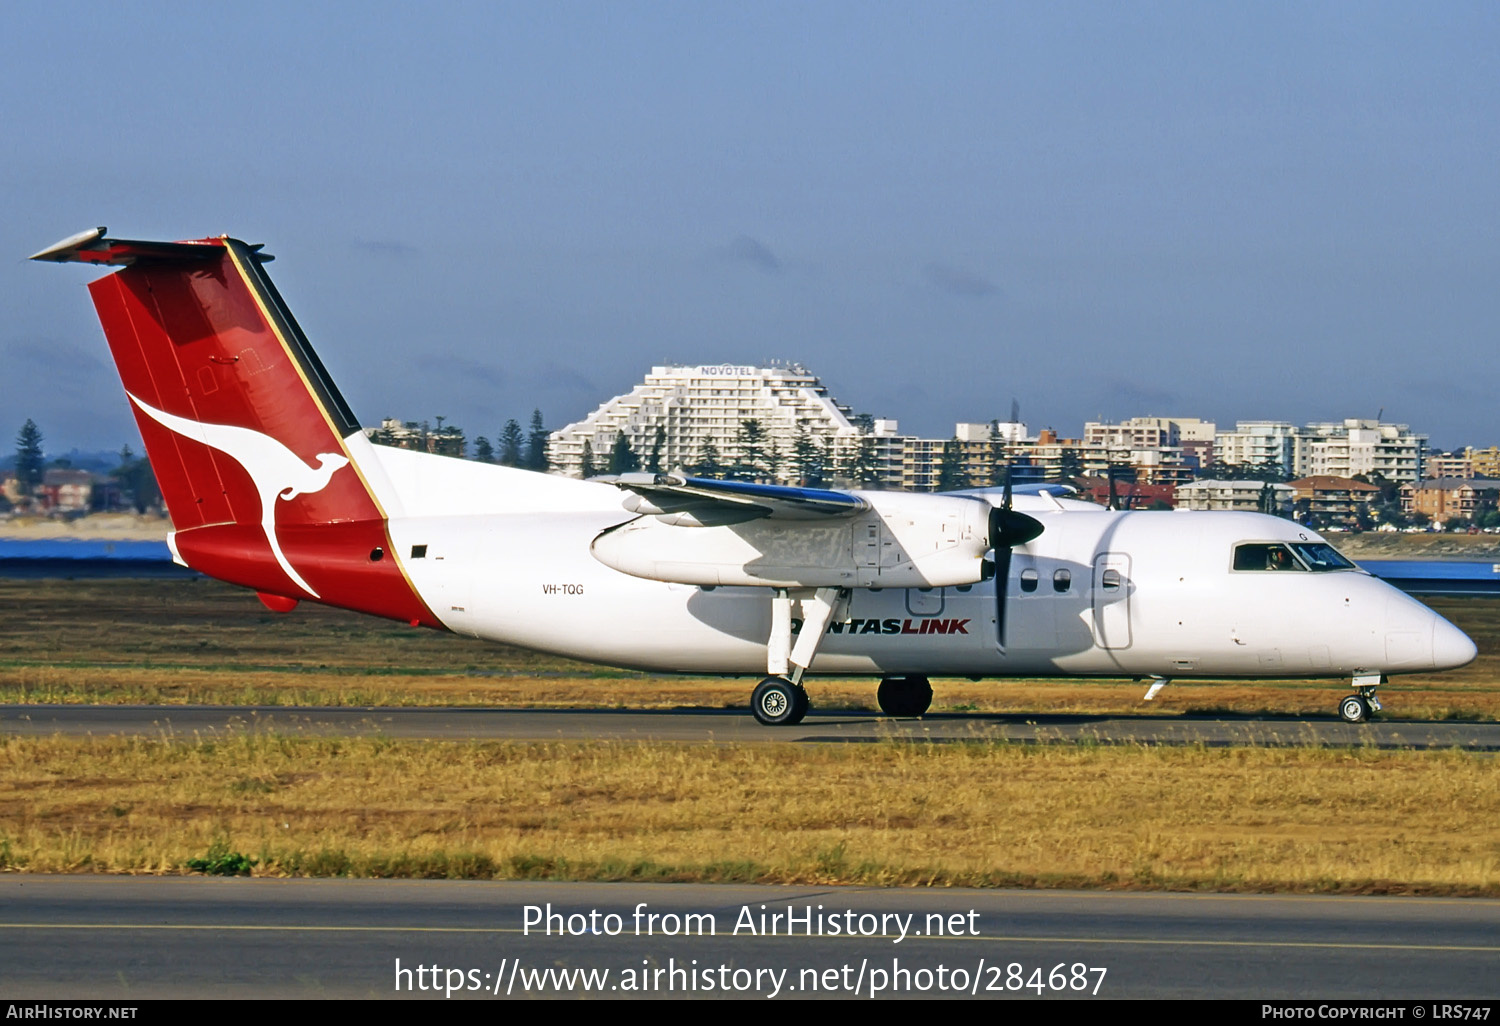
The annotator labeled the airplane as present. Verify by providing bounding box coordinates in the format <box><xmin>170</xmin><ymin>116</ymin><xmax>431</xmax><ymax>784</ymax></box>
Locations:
<box><xmin>31</xmin><ymin>228</ymin><xmax>1478</xmax><ymax>727</ymax></box>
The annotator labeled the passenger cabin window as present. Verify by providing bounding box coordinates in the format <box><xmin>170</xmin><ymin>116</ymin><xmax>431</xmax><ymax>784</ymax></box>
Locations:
<box><xmin>1101</xmin><ymin>568</ymin><xmax>1122</xmax><ymax>590</ymax></box>
<box><xmin>1232</xmin><ymin>543</ymin><xmax>1305</xmax><ymax>572</ymax></box>
<box><xmin>1053</xmin><ymin>569</ymin><xmax>1071</xmax><ymax>593</ymax></box>
<box><xmin>1019</xmin><ymin>568</ymin><xmax>1039</xmax><ymax>593</ymax></box>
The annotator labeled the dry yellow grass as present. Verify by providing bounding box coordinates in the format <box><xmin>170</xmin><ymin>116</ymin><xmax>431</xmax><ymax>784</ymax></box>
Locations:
<box><xmin>2</xmin><ymin>735</ymin><xmax>1496</xmax><ymax>893</ymax></box>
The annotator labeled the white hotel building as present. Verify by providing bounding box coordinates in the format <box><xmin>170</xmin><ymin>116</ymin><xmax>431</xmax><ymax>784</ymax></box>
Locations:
<box><xmin>548</xmin><ymin>364</ymin><xmax>899</xmax><ymax>481</ymax></box>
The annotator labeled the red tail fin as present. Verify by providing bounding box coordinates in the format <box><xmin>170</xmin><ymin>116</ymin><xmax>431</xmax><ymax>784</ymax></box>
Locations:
<box><xmin>33</xmin><ymin>228</ymin><xmax>440</xmax><ymax>626</ymax></box>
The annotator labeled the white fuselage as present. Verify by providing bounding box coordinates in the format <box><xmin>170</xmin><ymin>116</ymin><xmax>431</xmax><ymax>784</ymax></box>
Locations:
<box><xmin>354</xmin><ymin>441</ymin><xmax>1476</xmax><ymax>681</ymax></box>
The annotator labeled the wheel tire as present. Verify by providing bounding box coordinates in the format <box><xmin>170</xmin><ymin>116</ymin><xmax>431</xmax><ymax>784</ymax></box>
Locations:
<box><xmin>877</xmin><ymin>675</ymin><xmax>934</xmax><ymax>717</ymax></box>
<box><xmin>752</xmin><ymin>677</ymin><xmax>801</xmax><ymax>726</ymax></box>
<box><xmin>788</xmin><ymin>685</ymin><xmax>810</xmax><ymax>725</ymax></box>
<box><xmin>1339</xmin><ymin>694</ymin><xmax>1371</xmax><ymax>724</ymax></box>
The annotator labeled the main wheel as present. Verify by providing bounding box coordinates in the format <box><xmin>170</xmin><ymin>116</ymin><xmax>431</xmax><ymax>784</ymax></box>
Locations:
<box><xmin>877</xmin><ymin>675</ymin><xmax>934</xmax><ymax>717</ymax></box>
<box><xmin>790</xmin><ymin>684</ymin><xmax>810</xmax><ymax>725</ymax></box>
<box><xmin>752</xmin><ymin>677</ymin><xmax>803</xmax><ymax>726</ymax></box>
<box><xmin>1338</xmin><ymin>694</ymin><xmax>1371</xmax><ymax>724</ymax></box>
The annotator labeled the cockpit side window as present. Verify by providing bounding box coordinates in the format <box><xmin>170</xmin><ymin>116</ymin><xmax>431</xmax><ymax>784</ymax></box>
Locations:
<box><xmin>1232</xmin><ymin>542</ymin><xmax>1306</xmax><ymax>572</ymax></box>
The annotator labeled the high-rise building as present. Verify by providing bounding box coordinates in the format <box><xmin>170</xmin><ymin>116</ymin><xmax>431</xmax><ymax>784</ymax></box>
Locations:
<box><xmin>548</xmin><ymin>364</ymin><xmax>887</xmax><ymax>483</ymax></box>
<box><xmin>1298</xmin><ymin>419</ymin><xmax>1426</xmax><ymax>482</ymax></box>
<box><xmin>1214</xmin><ymin>421</ymin><xmax>1298</xmax><ymax>475</ymax></box>
<box><xmin>1214</xmin><ymin>419</ymin><xmax>1426</xmax><ymax>482</ymax></box>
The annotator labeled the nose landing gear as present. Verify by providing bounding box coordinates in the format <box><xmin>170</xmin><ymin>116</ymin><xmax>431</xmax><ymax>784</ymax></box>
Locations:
<box><xmin>1338</xmin><ymin>673</ymin><xmax>1385</xmax><ymax>724</ymax></box>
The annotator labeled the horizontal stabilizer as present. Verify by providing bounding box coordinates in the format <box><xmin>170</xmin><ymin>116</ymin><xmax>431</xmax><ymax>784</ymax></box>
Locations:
<box><xmin>29</xmin><ymin>227</ymin><xmax>246</xmax><ymax>266</ymax></box>
<box><xmin>601</xmin><ymin>472</ymin><xmax>869</xmax><ymax>524</ymax></box>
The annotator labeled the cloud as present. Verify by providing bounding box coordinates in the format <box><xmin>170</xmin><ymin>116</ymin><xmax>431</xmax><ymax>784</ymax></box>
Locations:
<box><xmin>530</xmin><ymin>362</ymin><xmax>600</xmax><ymax>398</ymax></box>
<box><xmin>718</xmin><ymin>235</ymin><xmax>782</xmax><ymax>273</ymax></box>
<box><xmin>439</xmin><ymin>354</ymin><xmax>508</xmax><ymax>391</ymax></box>
<box><xmin>4</xmin><ymin>339</ymin><xmax>111</xmax><ymax>395</ymax></box>
<box><xmin>352</xmin><ymin>239</ymin><xmax>420</xmax><ymax>259</ymax></box>
<box><xmin>1094</xmin><ymin>378</ymin><xmax>1184</xmax><ymax>413</ymax></box>
<box><xmin>924</xmin><ymin>262</ymin><xmax>1000</xmax><ymax>298</ymax></box>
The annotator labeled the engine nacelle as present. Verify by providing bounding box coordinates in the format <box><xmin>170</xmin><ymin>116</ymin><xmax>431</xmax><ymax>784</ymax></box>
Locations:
<box><xmin>590</xmin><ymin>491</ymin><xmax>993</xmax><ymax>588</ymax></box>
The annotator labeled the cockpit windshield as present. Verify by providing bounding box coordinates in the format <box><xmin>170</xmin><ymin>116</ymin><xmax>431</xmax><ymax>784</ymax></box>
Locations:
<box><xmin>1289</xmin><ymin>542</ymin><xmax>1356</xmax><ymax>571</ymax></box>
<box><xmin>1232</xmin><ymin>541</ymin><xmax>1357</xmax><ymax>572</ymax></box>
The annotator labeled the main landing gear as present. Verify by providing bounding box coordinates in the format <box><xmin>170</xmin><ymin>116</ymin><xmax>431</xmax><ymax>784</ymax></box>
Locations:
<box><xmin>749</xmin><ymin>586</ymin><xmax>850</xmax><ymax>726</ymax></box>
<box><xmin>877</xmin><ymin>675</ymin><xmax>933</xmax><ymax>717</ymax></box>
<box><xmin>751</xmin><ymin>676</ymin><xmax>810</xmax><ymax>726</ymax></box>
<box><xmin>1338</xmin><ymin>673</ymin><xmax>1385</xmax><ymax>724</ymax></box>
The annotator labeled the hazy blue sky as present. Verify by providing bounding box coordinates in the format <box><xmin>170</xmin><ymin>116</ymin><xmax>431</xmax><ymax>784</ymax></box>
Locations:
<box><xmin>4</xmin><ymin>2</ymin><xmax>1496</xmax><ymax>454</ymax></box>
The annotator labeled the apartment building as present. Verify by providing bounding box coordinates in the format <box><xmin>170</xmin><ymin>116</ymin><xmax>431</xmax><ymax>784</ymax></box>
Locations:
<box><xmin>1287</xmin><ymin>475</ymin><xmax>1380</xmax><ymax>526</ymax></box>
<box><xmin>548</xmin><ymin>364</ymin><xmax>880</xmax><ymax>482</ymax></box>
<box><xmin>1401</xmin><ymin>479</ymin><xmax>1500</xmax><ymax>526</ymax></box>
<box><xmin>1176</xmin><ymin>479</ymin><xmax>1294</xmax><ymax>514</ymax></box>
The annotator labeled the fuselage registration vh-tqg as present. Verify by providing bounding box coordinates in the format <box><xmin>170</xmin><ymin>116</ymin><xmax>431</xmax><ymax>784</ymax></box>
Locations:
<box><xmin>32</xmin><ymin>228</ymin><xmax>1477</xmax><ymax>726</ymax></box>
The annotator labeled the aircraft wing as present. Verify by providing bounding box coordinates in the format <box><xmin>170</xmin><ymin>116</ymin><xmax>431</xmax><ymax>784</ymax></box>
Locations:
<box><xmin>601</xmin><ymin>472</ymin><xmax>869</xmax><ymax>525</ymax></box>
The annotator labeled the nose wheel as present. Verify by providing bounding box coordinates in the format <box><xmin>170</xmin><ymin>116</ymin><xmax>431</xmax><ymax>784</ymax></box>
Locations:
<box><xmin>1338</xmin><ymin>694</ymin><xmax>1371</xmax><ymax>724</ymax></box>
<box><xmin>1338</xmin><ymin>674</ymin><xmax>1384</xmax><ymax>724</ymax></box>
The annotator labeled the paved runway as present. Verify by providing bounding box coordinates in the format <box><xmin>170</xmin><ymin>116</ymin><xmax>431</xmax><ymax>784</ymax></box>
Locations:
<box><xmin>2</xmin><ymin>703</ymin><xmax>1499</xmax><ymax>749</ymax></box>
<box><xmin>0</xmin><ymin>876</ymin><xmax>1494</xmax><ymax>996</ymax></box>
<box><xmin>1</xmin><ymin>877</ymin><xmax>1496</xmax><ymax>999</ymax></box>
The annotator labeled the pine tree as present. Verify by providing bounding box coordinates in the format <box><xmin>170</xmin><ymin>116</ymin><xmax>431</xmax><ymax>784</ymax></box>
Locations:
<box><xmin>609</xmin><ymin>434</ymin><xmax>640</xmax><ymax>474</ymax></box>
<box><xmin>580</xmin><ymin>439</ymin><xmax>596</xmax><ymax>478</ymax></box>
<box><xmin>936</xmin><ymin>437</ymin><xmax>967</xmax><ymax>491</ymax></box>
<box><xmin>14</xmin><ymin>420</ymin><xmax>44</xmax><ymax>498</ymax></box>
<box><xmin>696</xmin><ymin>439</ymin><xmax>722</xmax><ymax>477</ymax></box>
<box><xmin>112</xmin><ymin>445</ymin><xmax>160</xmax><ymax>514</ymax></box>
<box><xmin>526</xmin><ymin>409</ymin><xmax>550</xmax><ymax>472</ymax></box>
<box><xmin>733</xmin><ymin>419</ymin><xmax>768</xmax><ymax>481</ymax></box>
<box><xmin>472</xmin><ymin>436</ymin><xmax>495</xmax><ymax>463</ymax></box>
<box><xmin>1057</xmin><ymin>446</ymin><xmax>1082</xmax><ymax>483</ymax></box>
<box><xmin>792</xmin><ymin>426</ymin><xmax>825</xmax><ymax>487</ymax></box>
<box><xmin>498</xmin><ymin>420</ymin><xmax>524</xmax><ymax>466</ymax></box>
<box><xmin>988</xmin><ymin>420</ymin><xmax>1008</xmax><ymax>487</ymax></box>
<box><xmin>647</xmin><ymin>425</ymin><xmax>665</xmax><ymax>474</ymax></box>
<box><xmin>843</xmin><ymin>434</ymin><xmax>881</xmax><ymax>489</ymax></box>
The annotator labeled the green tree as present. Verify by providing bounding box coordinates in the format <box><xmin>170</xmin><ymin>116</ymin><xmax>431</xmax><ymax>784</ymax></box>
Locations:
<box><xmin>792</xmin><ymin>425</ymin><xmax>825</xmax><ymax>487</ymax></box>
<box><xmin>646</xmin><ymin>425</ymin><xmax>666</xmax><ymax>474</ymax></box>
<box><xmin>936</xmin><ymin>437</ymin><xmax>967</xmax><ymax>491</ymax></box>
<box><xmin>1057</xmin><ymin>446</ymin><xmax>1083</xmax><ymax>483</ymax></box>
<box><xmin>609</xmin><ymin>434</ymin><xmax>640</xmax><ymax>474</ymax></box>
<box><xmin>987</xmin><ymin>420</ymin><xmax>1009</xmax><ymax>487</ymax></box>
<box><xmin>695</xmin><ymin>439</ymin><xmax>722</xmax><ymax>478</ymax></box>
<box><xmin>580</xmin><ymin>439</ymin><xmax>596</xmax><ymax>478</ymax></box>
<box><xmin>498</xmin><ymin>419</ymin><xmax>524</xmax><ymax>466</ymax></box>
<box><xmin>472</xmin><ymin>436</ymin><xmax>495</xmax><ymax>463</ymax></box>
<box><xmin>525</xmin><ymin>409</ymin><xmax>550</xmax><ymax>472</ymax></box>
<box><xmin>732</xmin><ymin>419</ymin><xmax>768</xmax><ymax>480</ymax></box>
<box><xmin>113</xmin><ymin>445</ymin><xmax>160</xmax><ymax>514</ymax></box>
<box><xmin>14</xmin><ymin>419</ymin><xmax>44</xmax><ymax>498</ymax></box>
<box><xmin>843</xmin><ymin>434</ymin><xmax>881</xmax><ymax>489</ymax></box>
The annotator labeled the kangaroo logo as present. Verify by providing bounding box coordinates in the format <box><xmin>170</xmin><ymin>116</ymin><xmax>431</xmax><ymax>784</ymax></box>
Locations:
<box><xmin>128</xmin><ymin>394</ymin><xmax>350</xmax><ymax>598</ymax></box>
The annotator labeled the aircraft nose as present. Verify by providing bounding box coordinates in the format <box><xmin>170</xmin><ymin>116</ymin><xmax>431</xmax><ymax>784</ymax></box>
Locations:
<box><xmin>1431</xmin><ymin>613</ymin><xmax>1478</xmax><ymax>670</ymax></box>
